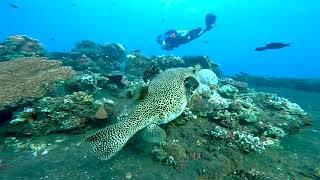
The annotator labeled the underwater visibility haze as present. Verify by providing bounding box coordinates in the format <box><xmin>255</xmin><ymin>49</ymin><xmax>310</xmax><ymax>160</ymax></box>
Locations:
<box><xmin>0</xmin><ymin>0</ymin><xmax>320</xmax><ymax>179</ymax></box>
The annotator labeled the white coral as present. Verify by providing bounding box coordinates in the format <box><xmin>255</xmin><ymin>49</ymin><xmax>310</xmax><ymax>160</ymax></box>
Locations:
<box><xmin>208</xmin><ymin>92</ymin><xmax>230</xmax><ymax>110</ymax></box>
<box><xmin>198</xmin><ymin>69</ymin><xmax>218</xmax><ymax>86</ymax></box>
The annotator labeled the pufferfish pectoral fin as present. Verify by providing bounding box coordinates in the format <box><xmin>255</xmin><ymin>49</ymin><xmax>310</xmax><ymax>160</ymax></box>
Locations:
<box><xmin>140</xmin><ymin>124</ymin><xmax>166</xmax><ymax>144</ymax></box>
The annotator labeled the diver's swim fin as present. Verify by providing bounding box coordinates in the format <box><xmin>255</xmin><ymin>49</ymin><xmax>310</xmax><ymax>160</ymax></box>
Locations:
<box><xmin>205</xmin><ymin>13</ymin><xmax>216</xmax><ymax>30</ymax></box>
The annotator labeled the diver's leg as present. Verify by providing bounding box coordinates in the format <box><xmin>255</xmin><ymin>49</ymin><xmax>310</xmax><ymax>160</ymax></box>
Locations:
<box><xmin>185</xmin><ymin>27</ymin><xmax>203</xmax><ymax>42</ymax></box>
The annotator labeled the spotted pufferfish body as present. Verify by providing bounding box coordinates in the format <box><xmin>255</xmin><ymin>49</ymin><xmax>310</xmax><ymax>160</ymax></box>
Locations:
<box><xmin>84</xmin><ymin>67</ymin><xmax>199</xmax><ymax>160</ymax></box>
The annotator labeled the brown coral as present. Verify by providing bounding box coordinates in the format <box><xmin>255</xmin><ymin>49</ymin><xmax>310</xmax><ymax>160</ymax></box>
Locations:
<box><xmin>95</xmin><ymin>106</ymin><xmax>108</xmax><ymax>120</ymax></box>
<box><xmin>0</xmin><ymin>57</ymin><xmax>75</xmax><ymax>110</ymax></box>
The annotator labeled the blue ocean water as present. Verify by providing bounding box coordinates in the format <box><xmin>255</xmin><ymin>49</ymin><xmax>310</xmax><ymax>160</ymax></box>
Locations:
<box><xmin>1</xmin><ymin>0</ymin><xmax>320</xmax><ymax>77</ymax></box>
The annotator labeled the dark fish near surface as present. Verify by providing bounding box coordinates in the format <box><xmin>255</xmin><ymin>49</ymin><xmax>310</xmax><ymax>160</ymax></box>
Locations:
<box><xmin>266</xmin><ymin>43</ymin><xmax>291</xmax><ymax>49</ymax></box>
<box><xmin>8</xmin><ymin>3</ymin><xmax>19</xmax><ymax>8</ymax></box>
<box><xmin>255</xmin><ymin>42</ymin><xmax>291</xmax><ymax>51</ymax></box>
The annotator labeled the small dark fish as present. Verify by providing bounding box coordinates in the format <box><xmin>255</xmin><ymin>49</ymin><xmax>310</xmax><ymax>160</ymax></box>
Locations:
<box><xmin>161</xmin><ymin>17</ymin><xmax>166</xmax><ymax>23</ymax></box>
<box><xmin>71</xmin><ymin>3</ymin><xmax>77</xmax><ymax>7</ymax></box>
<box><xmin>50</xmin><ymin>37</ymin><xmax>55</xmax><ymax>41</ymax></box>
<box><xmin>255</xmin><ymin>42</ymin><xmax>291</xmax><ymax>51</ymax></box>
<box><xmin>8</xmin><ymin>3</ymin><xmax>19</xmax><ymax>8</ymax></box>
<box><xmin>266</xmin><ymin>42</ymin><xmax>291</xmax><ymax>49</ymax></box>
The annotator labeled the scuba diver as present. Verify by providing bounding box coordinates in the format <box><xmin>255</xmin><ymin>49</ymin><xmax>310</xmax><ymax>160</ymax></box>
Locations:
<box><xmin>156</xmin><ymin>13</ymin><xmax>216</xmax><ymax>50</ymax></box>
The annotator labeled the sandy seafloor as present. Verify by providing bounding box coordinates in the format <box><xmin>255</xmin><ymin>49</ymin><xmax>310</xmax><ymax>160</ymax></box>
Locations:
<box><xmin>1</xmin><ymin>86</ymin><xmax>319</xmax><ymax>179</ymax></box>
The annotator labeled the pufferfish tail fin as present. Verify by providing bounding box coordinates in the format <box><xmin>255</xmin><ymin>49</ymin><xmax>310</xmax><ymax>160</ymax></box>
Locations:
<box><xmin>84</xmin><ymin>121</ymin><xmax>135</xmax><ymax>160</ymax></box>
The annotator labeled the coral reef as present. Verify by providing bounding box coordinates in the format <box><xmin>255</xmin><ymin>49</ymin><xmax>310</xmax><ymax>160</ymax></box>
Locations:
<box><xmin>72</xmin><ymin>40</ymin><xmax>125</xmax><ymax>64</ymax></box>
<box><xmin>50</xmin><ymin>43</ymin><xmax>220</xmax><ymax>82</ymax></box>
<box><xmin>101</xmin><ymin>43</ymin><xmax>126</xmax><ymax>64</ymax></box>
<box><xmin>220</xmin><ymin>78</ymin><xmax>248</xmax><ymax>90</ymax></box>
<box><xmin>143</xmin><ymin>62</ymin><xmax>161</xmax><ymax>82</ymax></box>
<box><xmin>183</xmin><ymin>56</ymin><xmax>219</xmax><ymax>72</ymax></box>
<box><xmin>49</xmin><ymin>41</ymin><xmax>126</xmax><ymax>74</ymax></box>
<box><xmin>210</xmin><ymin>126</ymin><xmax>265</xmax><ymax>153</ymax></box>
<box><xmin>0</xmin><ymin>57</ymin><xmax>74</xmax><ymax>110</ymax></box>
<box><xmin>0</xmin><ymin>35</ymin><xmax>314</xmax><ymax>179</ymax></box>
<box><xmin>5</xmin><ymin>92</ymin><xmax>115</xmax><ymax>136</ymax></box>
<box><xmin>63</xmin><ymin>71</ymin><xmax>110</xmax><ymax>94</ymax></box>
<box><xmin>125</xmin><ymin>54</ymin><xmax>220</xmax><ymax>82</ymax></box>
<box><xmin>152</xmin><ymin>142</ymin><xmax>187</xmax><ymax>168</ymax></box>
<box><xmin>151</xmin><ymin>55</ymin><xmax>185</xmax><ymax>70</ymax></box>
<box><xmin>106</xmin><ymin>72</ymin><xmax>128</xmax><ymax>87</ymax></box>
<box><xmin>197</xmin><ymin>83</ymin><xmax>213</xmax><ymax>98</ymax></box>
<box><xmin>7</xmin><ymin>91</ymin><xmax>94</xmax><ymax>135</ymax></box>
<box><xmin>0</xmin><ymin>35</ymin><xmax>44</xmax><ymax>61</ymax></box>
<box><xmin>184</xmin><ymin>77</ymin><xmax>311</xmax><ymax>155</ymax></box>
<box><xmin>209</xmin><ymin>87</ymin><xmax>310</xmax><ymax>134</ymax></box>
<box><xmin>95</xmin><ymin>106</ymin><xmax>108</xmax><ymax>120</ymax></box>
<box><xmin>218</xmin><ymin>84</ymin><xmax>239</xmax><ymax>98</ymax></box>
<box><xmin>72</xmin><ymin>40</ymin><xmax>103</xmax><ymax>60</ymax></box>
<box><xmin>196</xmin><ymin>69</ymin><xmax>219</xmax><ymax>98</ymax></box>
<box><xmin>233</xmin><ymin>131</ymin><xmax>265</xmax><ymax>153</ymax></box>
<box><xmin>126</xmin><ymin>52</ymin><xmax>149</xmax><ymax>78</ymax></box>
<box><xmin>150</xmin><ymin>55</ymin><xmax>219</xmax><ymax>74</ymax></box>
<box><xmin>198</xmin><ymin>69</ymin><xmax>219</xmax><ymax>87</ymax></box>
<box><xmin>233</xmin><ymin>72</ymin><xmax>320</xmax><ymax>92</ymax></box>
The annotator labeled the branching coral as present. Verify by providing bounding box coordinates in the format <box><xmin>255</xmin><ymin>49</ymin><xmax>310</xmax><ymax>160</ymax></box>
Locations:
<box><xmin>0</xmin><ymin>57</ymin><xmax>75</xmax><ymax>110</ymax></box>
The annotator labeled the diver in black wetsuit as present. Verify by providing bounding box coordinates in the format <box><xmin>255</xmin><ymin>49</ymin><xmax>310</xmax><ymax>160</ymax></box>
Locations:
<box><xmin>156</xmin><ymin>13</ymin><xmax>216</xmax><ymax>50</ymax></box>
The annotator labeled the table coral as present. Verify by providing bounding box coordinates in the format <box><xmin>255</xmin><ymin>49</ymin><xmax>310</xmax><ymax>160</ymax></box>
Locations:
<box><xmin>0</xmin><ymin>57</ymin><xmax>74</xmax><ymax>110</ymax></box>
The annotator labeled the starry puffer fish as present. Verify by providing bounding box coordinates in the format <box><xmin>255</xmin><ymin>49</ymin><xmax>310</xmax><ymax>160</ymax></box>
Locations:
<box><xmin>84</xmin><ymin>67</ymin><xmax>199</xmax><ymax>160</ymax></box>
